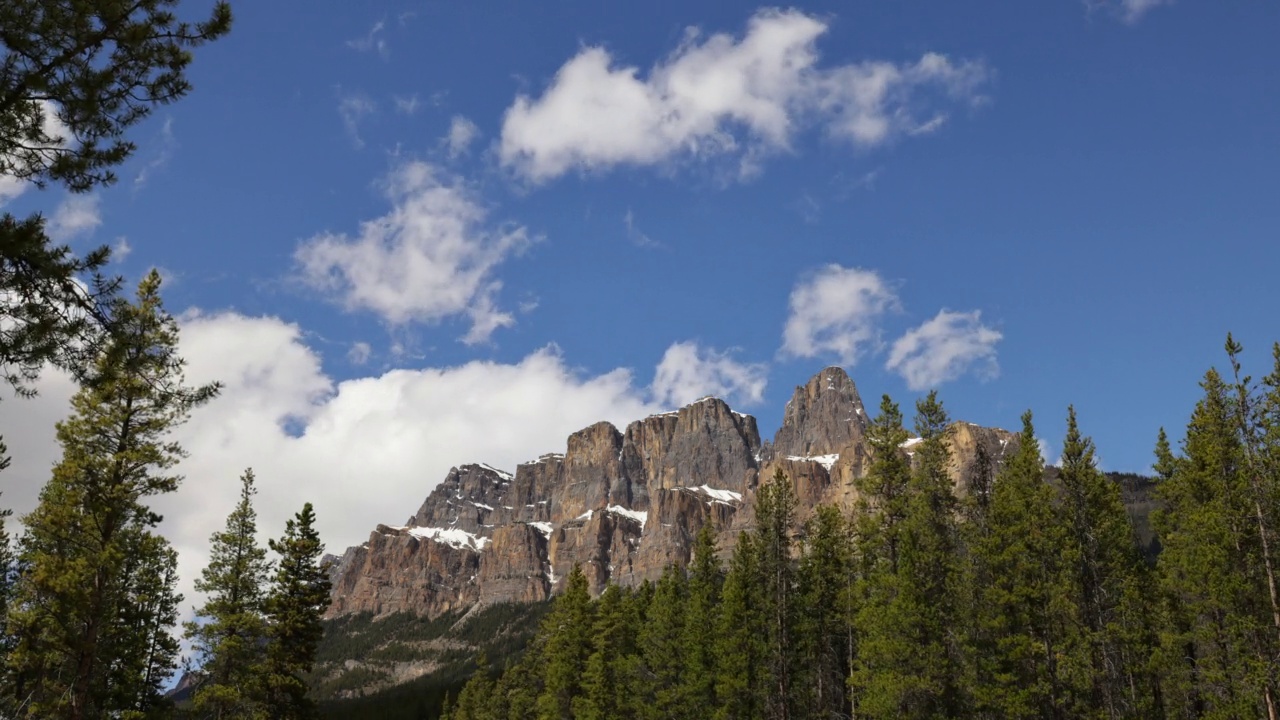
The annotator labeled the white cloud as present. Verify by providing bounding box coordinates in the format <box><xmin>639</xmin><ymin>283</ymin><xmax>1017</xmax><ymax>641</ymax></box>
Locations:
<box><xmin>1089</xmin><ymin>0</ymin><xmax>1173</xmax><ymax>23</ymax></box>
<box><xmin>338</xmin><ymin>93</ymin><xmax>377</xmax><ymax>149</ymax></box>
<box><xmin>346</xmin><ymin>20</ymin><xmax>389</xmax><ymax>58</ymax></box>
<box><xmin>0</xmin><ymin>312</ymin><xmax>667</xmax><ymax>652</ymax></box>
<box><xmin>781</xmin><ymin>265</ymin><xmax>899</xmax><ymax>365</ymax></box>
<box><xmin>1122</xmin><ymin>0</ymin><xmax>1173</xmax><ymax>22</ymax></box>
<box><xmin>393</xmin><ymin>94</ymin><xmax>421</xmax><ymax>116</ymax></box>
<box><xmin>651</xmin><ymin>341</ymin><xmax>768</xmax><ymax>408</ymax></box>
<box><xmin>113</xmin><ymin>237</ymin><xmax>132</xmax><ymax>261</ymax></box>
<box><xmin>133</xmin><ymin>117</ymin><xmax>177</xmax><ymax>190</ymax></box>
<box><xmin>347</xmin><ymin>341</ymin><xmax>372</xmax><ymax>365</ymax></box>
<box><xmin>885</xmin><ymin>309</ymin><xmax>1001</xmax><ymax>390</ymax></box>
<box><xmin>499</xmin><ymin>9</ymin><xmax>989</xmax><ymax>183</ymax></box>
<box><xmin>293</xmin><ymin>161</ymin><xmax>532</xmax><ymax>343</ymax></box>
<box><xmin>47</xmin><ymin>193</ymin><xmax>101</xmax><ymax>241</ymax></box>
<box><xmin>445</xmin><ymin>116</ymin><xmax>480</xmax><ymax>158</ymax></box>
<box><xmin>623</xmin><ymin>208</ymin><xmax>658</xmax><ymax>248</ymax></box>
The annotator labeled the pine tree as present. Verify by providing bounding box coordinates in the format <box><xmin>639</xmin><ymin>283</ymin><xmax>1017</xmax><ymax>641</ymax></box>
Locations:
<box><xmin>714</xmin><ymin>532</ymin><xmax>766</xmax><ymax>720</ymax></box>
<box><xmin>678</xmin><ymin>523</ymin><xmax>723</xmax><ymax>717</ymax></box>
<box><xmin>848</xmin><ymin>394</ymin><xmax>914</xmax><ymax>716</ymax></box>
<box><xmin>536</xmin><ymin>564</ymin><xmax>593</xmax><ymax>720</ymax></box>
<box><xmin>755</xmin><ymin>468</ymin><xmax>799</xmax><ymax>720</ymax></box>
<box><xmin>5</xmin><ymin>270</ymin><xmax>216</xmax><ymax>719</ymax></box>
<box><xmin>1</xmin><ymin>0</ymin><xmax>232</xmax><ymax>393</ymax></box>
<box><xmin>795</xmin><ymin>504</ymin><xmax>853</xmax><ymax>718</ymax></box>
<box><xmin>637</xmin><ymin>565</ymin><xmax>687</xmax><ymax>719</ymax></box>
<box><xmin>972</xmin><ymin>411</ymin><xmax>1088</xmax><ymax>719</ymax></box>
<box><xmin>576</xmin><ymin>584</ymin><xmax>637</xmax><ymax>720</ymax></box>
<box><xmin>186</xmin><ymin>469</ymin><xmax>273</xmax><ymax>719</ymax></box>
<box><xmin>1058</xmin><ymin>406</ymin><xmax>1158</xmax><ymax>718</ymax></box>
<box><xmin>1155</xmin><ymin>363</ymin><xmax>1276</xmax><ymax>718</ymax></box>
<box><xmin>262</xmin><ymin>503</ymin><xmax>331</xmax><ymax>720</ymax></box>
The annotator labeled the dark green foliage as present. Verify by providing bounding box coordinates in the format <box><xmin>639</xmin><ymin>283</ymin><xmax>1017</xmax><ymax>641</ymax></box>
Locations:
<box><xmin>537</xmin><ymin>564</ymin><xmax>594</xmax><ymax>719</ymax></box>
<box><xmin>262</xmin><ymin>503</ymin><xmax>331</xmax><ymax>720</ymax></box>
<box><xmin>5</xmin><ymin>272</ymin><xmax>215</xmax><ymax>719</ymax></box>
<box><xmin>0</xmin><ymin>0</ymin><xmax>232</xmax><ymax>394</ymax></box>
<box><xmin>970</xmin><ymin>410</ymin><xmax>1088</xmax><ymax>718</ymax></box>
<box><xmin>185</xmin><ymin>469</ymin><xmax>272</xmax><ymax>719</ymax></box>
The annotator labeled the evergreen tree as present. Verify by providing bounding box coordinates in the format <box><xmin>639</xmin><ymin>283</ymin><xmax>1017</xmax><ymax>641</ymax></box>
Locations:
<box><xmin>848</xmin><ymin>394</ymin><xmax>913</xmax><ymax>716</ymax></box>
<box><xmin>1154</xmin><ymin>364</ymin><xmax>1275</xmax><ymax>718</ymax></box>
<box><xmin>714</xmin><ymin>532</ymin><xmax>766</xmax><ymax>720</ymax></box>
<box><xmin>1058</xmin><ymin>406</ymin><xmax>1158</xmax><ymax>718</ymax></box>
<box><xmin>576</xmin><ymin>585</ymin><xmax>637</xmax><ymax>720</ymax></box>
<box><xmin>795</xmin><ymin>504</ymin><xmax>853</xmax><ymax>719</ymax></box>
<box><xmin>186</xmin><ymin>469</ymin><xmax>273</xmax><ymax>719</ymax></box>
<box><xmin>535</xmin><ymin>564</ymin><xmax>593</xmax><ymax>720</ymax></box>
<box><xmin>637</xmin><ymin>565</ymin><xmax>687</xmax><ymax>719</ymax></box>
<box><xmin>755</xmin><ymin>468</ymin><xmax>799</xmax><ymax>720</ymax></box>
<box><xmin>449</xmin><ymin>653</ymin><xmax>495</xmax><ymax>720</ymax></box>
<box><xmin>678</xmin><ymin>523</ymin><xmax>723</xmax><ymax>717</ymax></box>
<box><xmin>262</xmin><ymin>503</ymin><xmax>331</xmax><ymax>720</ymax></box>
<box><xmin>5</xmin><ymin>270</ymin><xmax>216</xmax><ymax>719</ymax></box>
<box><xmin>1</xmin><ymin>0</ymin><xmax>232</xmax><ymax>393</ymax></box>
<box><xmin>972</xmin><ymin>411</ymin><xmax>1088</xmax><ymax>719</ymax></box>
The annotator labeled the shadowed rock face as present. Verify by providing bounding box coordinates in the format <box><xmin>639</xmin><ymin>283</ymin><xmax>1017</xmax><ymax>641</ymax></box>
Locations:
<box><xmin>325</xmin><ymin>367</ymin><xmax>1017</xmax><ymax>619</ymax></box>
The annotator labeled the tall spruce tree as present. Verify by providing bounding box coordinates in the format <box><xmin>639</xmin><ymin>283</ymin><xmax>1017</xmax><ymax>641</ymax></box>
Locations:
<box><xmin>576</xmin><ymin>584</ymin><xmax>637</xmax><ymax>720</ymax></box>
<box><xmin>677</xmin><ymin>523</ymin><xmax>722</xmax><ymax>717</ymax></box>
<box><xmin>4</xmin><ymin>270</ymin><xmax>216</xmax><ymax>719</ymax></box>
<box><xmin>1058</xmin><ymin>406</ymin><xmax>1158</xmax><ymax>718</ymax></box>
<box><xmin>972</xmin><ymin>411</ymin><xmax>1088</xmax><ymax>719</ymax></box>
<box><xmin>795</xmin><ymin>503</ymin><xmax>853</xmax><ymax>718</ymax></box>
<box><xmin>1155</xmin><ymin>363</ymin><xmax>1276</xmax><ymax>718</ymax></box>
<box><xmin>536</xmin><ymin>564</ymin><xmax>593</xmax><ymax>720</ymax></box>
<box><xmin>714</xmin><ymin>532</ymin><xmax>766</xmax><ymax>720</ymax></box>
<box><xmin>756</xmin><ymin>467</ymin><xmax>799</xmax><ymax>720</ymax></box>
<box><xmin>637</xmin><ymin>565</ymin><xmax>687</xmax><ymax>719</ymax></box>
<box><xmin>186</xmin><ymin>469</ymin><xmax>273</xmax><ymax>719</ymax></box>
<box><xmin>262</xmin><ymin>503</ymin><xmax>330</xmax><ymax>720</ymax></box>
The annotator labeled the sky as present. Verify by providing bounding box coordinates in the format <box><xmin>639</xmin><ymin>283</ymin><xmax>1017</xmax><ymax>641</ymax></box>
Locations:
<box><xmin>2</xmin><ymin>0</ymin><xmax>1280</xmax><ymax>620</ymax></box>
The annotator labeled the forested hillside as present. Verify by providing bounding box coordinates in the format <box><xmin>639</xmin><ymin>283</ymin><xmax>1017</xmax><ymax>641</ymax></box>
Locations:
<box><xmin>445</xmin><ymin>352</ymin><xmax>1280</xmax><ymax>720</ymax></box>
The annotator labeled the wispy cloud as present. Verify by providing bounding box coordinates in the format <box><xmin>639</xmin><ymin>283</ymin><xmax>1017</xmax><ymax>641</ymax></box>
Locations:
<box><xmin>393</xmin><ymin>94</ymin><xmax>421</xmax><ymax>116</ymax></box>
<box><xmin>133</xmin><ymin>117</ymin><xmax>177</xmax><ymax>190</ymax></box>
<box><xmin>346</xmin><ymin>19</ymin><xmax>389</xmax><ymax>58</ymax></box>
<box><xmin>499</xmin><ymin>9</ymin><xmax>990</xmax><ymax>183</ymax></box>
<box><xmin>623</xmin><ymin>208</ymin><xmax>659</xmax><ymax>248</ymax></box>
<box><xmin>338</xmin><ymin>93</ymin><xmax>377</xmax><ymax>149</ymax></box>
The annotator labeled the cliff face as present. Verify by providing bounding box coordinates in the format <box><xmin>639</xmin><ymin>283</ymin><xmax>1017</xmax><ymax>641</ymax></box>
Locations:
<box><xmin>325</xmin><ymin>367</ymin><xmax>1016</xmax><ymax>619</ymax></box>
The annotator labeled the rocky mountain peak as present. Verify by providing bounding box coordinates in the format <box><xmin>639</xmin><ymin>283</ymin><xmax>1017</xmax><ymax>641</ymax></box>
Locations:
<box><xmin>772</xmin><ymin>366</ymin><xmax>868</xmax><ymax>458</ymax></box>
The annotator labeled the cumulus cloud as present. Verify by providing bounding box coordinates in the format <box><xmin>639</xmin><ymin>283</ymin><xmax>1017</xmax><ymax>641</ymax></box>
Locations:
<box><xmin>293</xmin><ymin>161</ymin><xmax>532</xmax><ymax>343</ymax></box>
<box><xmin>445</xmin><ymin>116</ymin><xmax>480</xmax><ymax>158</ymax></box>
<box><xmin>0</xmin><ymin>311</ymin><xmax>670</xmax><ymax>642</ymax></box>
<box><xmin>499</xmin><ymin>8</ymin><xmax>989</xmax><ymax>183</ymax></box>
<box><xmin>781</xmin><ymin>265</ymin><xmax>900</xmax><ymax>365</ymax></box>
<box><xmin>47</xmin><ymin>193</ymin><xmax>102</xmax><ymax>241</ymax></box>
<box><xmin>651</xmin><ymin>341</ymin><xmax>768</xmax><ymax>408</ymax></box>
<box><xmin>885</xmin><ymin>309</ymin><xmax>1001</xmax><ymax>390</ymax></box>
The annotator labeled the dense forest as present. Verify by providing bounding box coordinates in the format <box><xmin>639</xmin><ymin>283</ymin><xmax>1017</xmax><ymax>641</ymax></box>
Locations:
<box><xmin>445</xmin><ymin>352</ymin><xmax>1280</xmax><ymax>720</ymax></box>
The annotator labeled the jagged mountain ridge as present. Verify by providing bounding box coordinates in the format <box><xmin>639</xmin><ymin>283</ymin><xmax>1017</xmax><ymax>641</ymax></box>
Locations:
<box><xmin>325</xmin><ymin>367</ymin><xmax>1019</xmax><ymax>619</ymax></box>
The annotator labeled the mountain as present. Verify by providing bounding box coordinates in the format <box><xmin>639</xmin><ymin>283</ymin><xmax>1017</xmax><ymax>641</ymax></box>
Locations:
<box><xmin>323</xmin><ymin>367</ymin><xmax>1018</xmax><ymax>620</ymax></box>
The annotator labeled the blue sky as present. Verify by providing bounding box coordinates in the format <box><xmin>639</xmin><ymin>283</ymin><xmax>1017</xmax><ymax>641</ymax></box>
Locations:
<box><xmin>4</xmin><ymin>0</ymin><xmax>1280</xmax><ymax>561</ymax></box>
